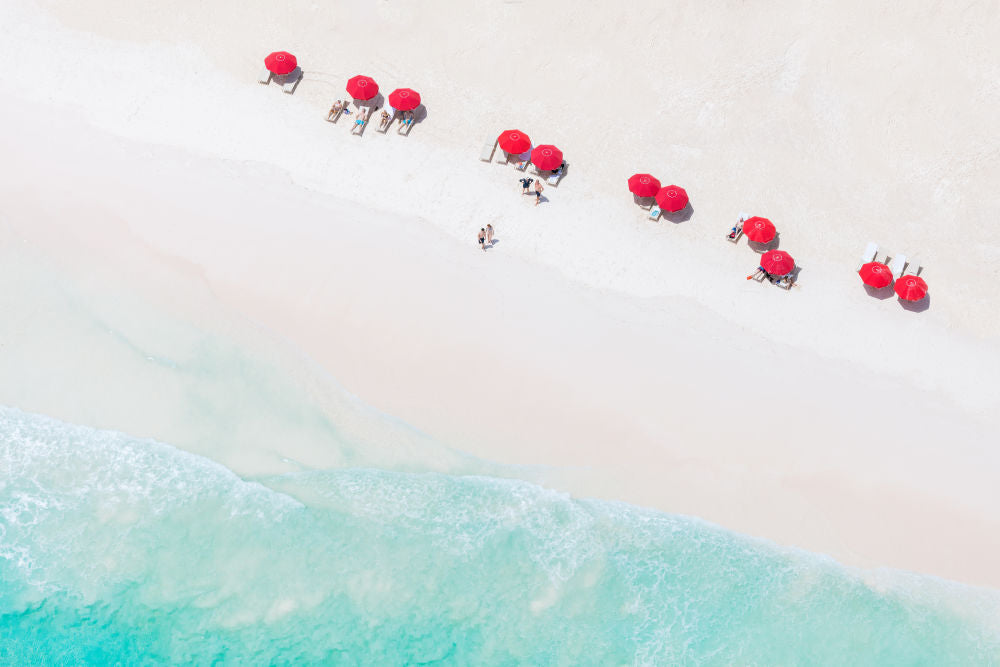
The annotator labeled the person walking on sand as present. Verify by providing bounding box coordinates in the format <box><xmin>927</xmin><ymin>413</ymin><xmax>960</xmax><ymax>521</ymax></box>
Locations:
<box><xmin>486</xmin><ymin>224</ymin><xmax>494</xmax><ymax>246</ymax></box>
<box><xmin>534</xmin><ymin>180</ymin><xmax>544</xmax><ymax>206</ymax></box>
<box><xmin>478</xmin><ymin>228</ymin><xmax>487</xmax><ymax>251</ymax></box>
<box><xmin>519</xmin><ymin>177</ymin><xmax>533</xmax><ymax>195</ymax></box>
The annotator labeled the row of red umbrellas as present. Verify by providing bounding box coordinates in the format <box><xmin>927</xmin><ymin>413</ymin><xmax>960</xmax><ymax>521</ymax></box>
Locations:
<box><xmin>498</xmin><ymin>130</ymin><xmax>563</xmax><ymax>170</ymax></box>
<box><xmin>858</xmin><ymin>262</ymin><xmax>929</xmax><ymax>300</ymax></box>
<box><xmin>627</xmin><ymin>174</ymin><xmax>690</xmax><ymax>213</ymax></box>
<box><xmin>264</xmin><ymin>54</ymin><xmax>423</xmax><ymax>110</ymax></box>
<box><xmin>346</xmin><ymin>75</ymin><xmax>422</xmax><ymax>109</ymax></box>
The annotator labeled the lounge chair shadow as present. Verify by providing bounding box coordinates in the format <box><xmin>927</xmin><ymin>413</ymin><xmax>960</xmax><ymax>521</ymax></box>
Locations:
<box><xmin>864</xmin><ymin>284</ymin><xmax>896</xmax><ymax>300</ymax></box>
<box><xmin>899</xmin><ymin>294</ymin><xmax>930</xmax><ymax>312</ymax></box>
<box><xmin>633</xmin><ymin>195</ymin><xmax>655</xmax><ymax>209</ymax></box>
<box><xmin>748</xmin><ymin>233</ymin><xmax>780</xmax><ymax>253</ymax></box>
<box><xmin>662</xmin><ymin>204</ymin><xmax>694</xmax><ymax>223</ymax></box>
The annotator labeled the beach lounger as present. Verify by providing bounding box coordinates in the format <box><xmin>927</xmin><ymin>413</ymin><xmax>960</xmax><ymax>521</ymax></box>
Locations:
<box><xmin>398</xmin><ymin>117</ymin><xmax>415</xmax><ymax>136</ymax></box>
<box><xmin>326</xmin><ymin>106</ymin><xmax>345</xmax><ymax>123</ymax></box>
<box><xmin>258</xmin><ymin>68</ymin><xmax>272</xmax><ymax>85</ymax></box>
<box><xmin>649</xmin><ymin>206</ymin><xmax>661</xmax><ymax>221</ymax></box>
<box><xmin>351</xmin><ymin>109</ymin><xmax>372</xmax><ymax>136</ymax></box>
<box><xmin>547</xmin><ymin>162</ymin><xmax>567</xmax><ymax>186</ymax></box>
<box><xmin>480</xmin><ymin>140</ymin><xmax>498</xmax><ymax>162</ymax></box>
<box><xmin>496</xmin><ymin>150</ymin><xmax>509</xmax><ymax>165</ymax></box>
<box><xmin>903</xmin><ymin>258</ymin><xmax>922</xmax><ymax>276</ymax></box>
<box><xmin>282</xmin><ymin>69</ymin><xmax>301</xmax><ymax>94</ymax></box>
<box><xmin>726</xmin><ymin>212</ymin><xmax>749</xmax><ymax>243</ymax></box>
<box><xmin>887</xmin><ymin>253</ymin><xmax>907</xmax><ymax>279</ymax></box>
<box><xmin>376</xmin><ymin>111</ymin><xmax>396</xmax><ymax>134</ymax></box>
<box><xmin>856</xmin><ymin>241</ymin><xmax>878</xmax><ymax>270</ymax></box>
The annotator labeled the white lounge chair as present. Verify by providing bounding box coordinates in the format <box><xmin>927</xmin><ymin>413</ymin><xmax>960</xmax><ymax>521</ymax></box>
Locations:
<box><xmin>649</xmin><ymin>206</ymin><xmax>661</xmax><ymax>221</ymax></box>
<box><xmin>856</xmin><ymin>241</ymin><xmax>878</xmax><ymax>270</ymax></box>
<box><xmin>727</xmin><ymin>212</ymin><xmax>749</xmax><ymax>243</ymax></box>
<box><xmin>903</xmin><ymin>258</ymin><xmax>922</xmax><ymax>276</ymax></box>
<box><xmin>351</xmin><ymin>109</ymin><xmax>372</xmax><ymax>136</ymax></box>
<box><xmin>376</xmin><ymin>111</ymin><xmax>396</xmax><ymax>134</ymax></box>
<box><xmin>480</xmin><ymin>140</ymin><xmax>497</xmax><ymax>162</ymax></box>
<box><xmin>496</xmin><ymin>150</ymin><xmax>509</xmax><ymax>165</ymax></box>
<box><xmin>258</xmin><ymin>68</ymin><xmax>272</xmax><ymax>85</ymax></box>
<box><xmin>887</xmin><ymin>253</ymin><xmax>907</xmax><ymax>279</ymax></box>
<box><xmin>282</xmin><ymin>69</ymin><xmax>301</xmax><ymax>94</ymax></box>
<box><xmin>326</xmin><ymin>106</ymin><xmax>345</xmax><ymax>123</ymax></box>
<box><xmin>398</xmin><ymin>116</ymin><xmax>415</xmax><ymax>135</ymax></box>
<box><xmin>547</xmin><ymin>162</ymin><xmax>567</xmax><ymax>186</ymax></box>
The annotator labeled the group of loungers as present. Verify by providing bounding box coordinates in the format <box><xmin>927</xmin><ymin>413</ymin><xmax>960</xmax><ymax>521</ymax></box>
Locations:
<box><xmin>258</xmin><ymin>67</ymin><xmax>301</xmax><ymax>94</ymax></box>
<box><xmin>479</xmin><ymin>140</ymin><xmax>567</xmax><ymax>186</ymax></box>
<box><xmin>324</xmin><ymin>102</ymin><xmax>415</xmax><ymax>137</ymax></box>
<box><xmin>856</xmin><ymin>242</ymin><xmax>923</xmax><ymax>283</ymax></box>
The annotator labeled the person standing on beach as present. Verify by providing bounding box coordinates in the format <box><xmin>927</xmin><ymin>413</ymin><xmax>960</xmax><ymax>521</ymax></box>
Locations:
<box><xmin>519</xmin><ymin>177</ymin><xmax>533</xmax><ymax>195</ymax></box>
<box><xmin>534</xmin><ymin>180</ymin><xmax>544</xmax><ymax>206</ymax></box>
<box><xmin>486</xmin><ymin>224</ymin><xmax>494</xmax><ymax>246</ymax></box>
<box><xmin>478</xmin><ymin>228</ymin><xmax>487</xmax><ymax>251</ymax></box>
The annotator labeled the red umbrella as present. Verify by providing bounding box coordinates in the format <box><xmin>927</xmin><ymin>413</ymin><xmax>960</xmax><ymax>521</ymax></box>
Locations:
<box><xmin>264</xmin><ymin>51</ymin><xmax>297</xmax><ymax>76</ymax></box>
<box><xmin>858</xmin><ymin>262</ymin><xmax>893</xmax><ymax>288</ymax></box>
<box><xmin>743</xmin><ymin>217</ymin><xmax>776</xmax><ymax>243</ymax></box>
<box><xmin>894</xmin><ymin>275</ymin><xmax>928</xmax><ymax>301</ymax></box>
<box><xmin>530</xmin><ymin>145</ymin><xmax>564</xmax><ymax>171</ymax></box>
<box><xmin>628</xmin><ymin>174</ymin><xmax>661</xmax><ymax>198</ymax></box>
<box><xmin>346</xmin><ymin>75</ymin><xmax>379</xmax><ymax>100</ymax></box>
<box><xmin>498</xmin><ymin>130</ymin><xmax>532</xmax><ymax>154</ymax></box>
<box><xmin>388</xmin><ymin>88</ymin><xmax>421</xmax><ymax>111</ymax></box>
<box><xmin>655</xmin><ymin>185</ymin><xmax>689</xmax><ymax>212</ymax></box>
<box><xmin>760</xmin><ymin>250</ymin><xmax>795</xmax><ymax>275</ymax></box>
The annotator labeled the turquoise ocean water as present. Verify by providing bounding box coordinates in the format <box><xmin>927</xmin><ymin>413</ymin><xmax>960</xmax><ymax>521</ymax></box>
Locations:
<box><xmin>2</xmin><ymin>405</ymin><xmax>999</xmax><ymax>665</ymax></box>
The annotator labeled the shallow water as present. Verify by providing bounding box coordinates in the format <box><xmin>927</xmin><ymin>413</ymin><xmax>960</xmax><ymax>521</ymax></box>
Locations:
<box><xmin>2</xmin><ymin>406</ymin><xmax>998</xmax><ymax>665</ymax></box>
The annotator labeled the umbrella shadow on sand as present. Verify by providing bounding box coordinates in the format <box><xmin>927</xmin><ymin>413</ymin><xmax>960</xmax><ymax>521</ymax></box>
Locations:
<box><xmin>662</xmin><ymin>204</ymin><xmax>694</xmax><ymax>223</ymax></box>
<box><xmin>748</xmin><ymin>233</ymin><xmax>780</xmax><ymax>253</ymax></box>
<box><xmin>899</xmin><ymin>295</ymin><xmax>930</xmax><ymax>312</ymax></box>
<box><xmin>863</xmin><ymin>284</ymin><xmax>896</xmax><ymax>300</ymax></box>
<box><xmin>633</xmin><ymin>195</ymin><xmax>656</xmax><ymax>208</ymax></box>
<box><xmin>355</xmin><ymin>92</ymin><xmax>385</xmax><ymax>111</ymax></box>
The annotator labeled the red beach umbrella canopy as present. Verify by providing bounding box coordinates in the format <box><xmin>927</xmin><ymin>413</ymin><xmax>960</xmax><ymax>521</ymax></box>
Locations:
<box><xmin>498</xmin><ymin>130</ymin><xmax>532</xmax><ymax>154</ymax></box>
<box><xmin>346</xmin><ymin>75</ymin><xmax>379</xmax><ymax>100</ymax></box>
<box><xmin>743</xmin><ymin>217</ymin><xmax>776</xmax><ymax>243</ymax></box>
<box><xmin>264</xmin><ymin>51</ymin><xmax>297</xmax><ymax>75</ymax></box>
<box><xmin>655</xmin><ymin>185</ymin><xmax>689</xmax><ymax>212</ymax></box>
<box><xmin>388</xmin><ymin>88</ymin><xmax>421</xmax><ymax>111</ymax></box>
<box><xmin>530</xmin><ymin>145</ymin><xmax>564</xmax><ymax>171</ymax></box>
<box><xmin>760</xmin><ymin>250</ymin><xmax>795</xmax><ymax>275</ymax></box>
<box><xmin>858</xmin><ymin>261</ymin><xmax>893</xmax><ymax>288</ymax></box>
<box><xmin>628</xmin><ymin>174</ymin><xmax>661</xmax><ymax>198</ymax></box>
<box><xmin>894</xmin><ymin>275</ymin><xmax>928</xmax><ymax>301</ymax></box>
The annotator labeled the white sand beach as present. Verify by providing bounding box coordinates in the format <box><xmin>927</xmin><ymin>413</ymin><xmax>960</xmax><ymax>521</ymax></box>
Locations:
<box><xmin>2</xmin><ymin>0</ymin><xmax>1000</xmax><ymax>588</ymax></box>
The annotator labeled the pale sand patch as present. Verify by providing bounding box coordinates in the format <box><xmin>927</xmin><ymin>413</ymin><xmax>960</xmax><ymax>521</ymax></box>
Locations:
<box><xmin>1</xmin><ymin>0</ymin><xmax>999</xmax><ymax>586</ymax></box>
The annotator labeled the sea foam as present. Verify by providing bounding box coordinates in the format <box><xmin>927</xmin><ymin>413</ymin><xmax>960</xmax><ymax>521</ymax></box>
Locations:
<box><xmin>2</xmin><ymin>405</ymin><xmax>999</xmax><ymax>665</ymax></box>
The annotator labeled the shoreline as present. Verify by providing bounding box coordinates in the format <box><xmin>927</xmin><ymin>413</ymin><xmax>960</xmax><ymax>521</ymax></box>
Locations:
<box><xmin>3</xmin><ymin>94</ymin><xmax>1000</xmax><ymax>589</ymax></box>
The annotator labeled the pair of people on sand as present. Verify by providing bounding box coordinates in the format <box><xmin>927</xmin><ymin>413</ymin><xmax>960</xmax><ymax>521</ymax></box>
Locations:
<box><xmin>377</xmin><ymin>109</ymin><xmax>415</xmax><ymax>130</ymax></box>
<box><xmin>519</xmin><ymin>177</ymin><xmax>543</xmax><ymax>206</ymax></box>
<box><xmin>477</xmin><ymin>224</ymin><xmax>495</xmax><ymax>251</ymax></box>
<box><xmin>748</xmin><ymin>266</ymin><xmax>796</xmax><ymax>288</ymax></box>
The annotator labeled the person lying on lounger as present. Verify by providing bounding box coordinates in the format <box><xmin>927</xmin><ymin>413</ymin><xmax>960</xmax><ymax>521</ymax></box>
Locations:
<box><xmin>728</xmin><ymin>225</ymin><xmax>741</xmax><ymax>239</ymax></box>
<box><xmin>747</xmin><ymin>266</ymin><xmax>774</xmax><ymax>282</ymax></box>
<box><xmin>402</xmin><ymin>111</ymin><xmax>414</xmax><ymax>125</ymax></box>
<box><xmin>379</xmin><ymin>110</ymin><xmax>391</xmax><ymax>129</ymax></box>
